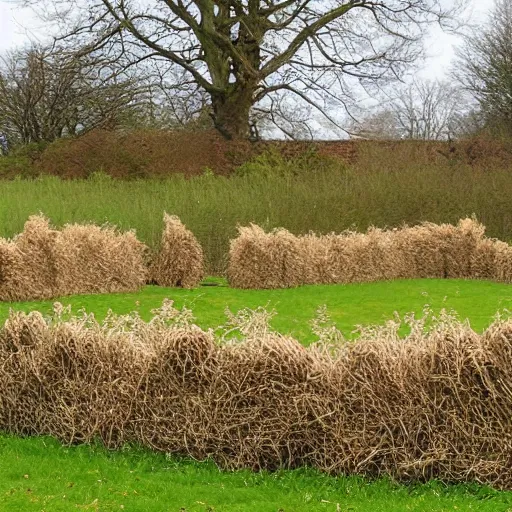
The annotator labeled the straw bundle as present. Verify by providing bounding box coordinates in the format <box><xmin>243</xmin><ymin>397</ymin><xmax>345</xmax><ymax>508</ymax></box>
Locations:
<box><xmin>494</xmin><ymin>241</ymin><xmax>512</xmax><ymax>283</ymax></box>
<box><xmin>301</xmin><ymin>228</ymin><xmax>405</xmax><ymax>285</ymax></box>
<box><xmin>228</xmin><ymin>218</ymin><xmax>508</xmax><ymax>289</ymax></box>
<box><xmin>149</xmin><ymin>214</ymin><xmax>204</xmax><ymax>288</ymax></box>
<box><xmin>0</xmin><ymin>216</ymin><xmax>59</xmax><ymax>300</ymax></box>
<box><xmin>227</xmin><ymin>224</ymin><xmax>305</xmax><ymax>289</ymax></box>
<box><xmin>54</xmin><ymin>223</ymin><xmax>148</xmax><ymax>295</ymax></box>
<box><xmin>394</xmin><ymin>218</ymin><xmax>487</xmax><ymax>279</ymax></box>
<box><xmin>0</xmin><ymin>215</ymin><xmax>147</xmax><ymax>301</ymax></box>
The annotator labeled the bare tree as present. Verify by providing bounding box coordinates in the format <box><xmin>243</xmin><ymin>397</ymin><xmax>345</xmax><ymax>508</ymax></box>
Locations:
<box><xmin>25</xmin><ymin>0</ymin><xmax>461</xmax><ymax>140</ymax></box>
<box><xmin>147</xmin><ymin>65</ymin><xmax>321</xmax><ymax>139</ymax></box>
<box><xmin>350</xmin><ymin>80</ymin><xmax>468</xmax><ymax>140</ymax></box>
<box><xmin>136</xmin><ymin>65</ymin><xmax>214</xmax><ymax>130</ymax></box>
<box><xmin>0</xmin><ymin>46</ymin><xmax>145</xmax><ymax>145</ymax></box>
<box><xmin>394</xmin><ymin>80</ymin><xmax>467</xmax><ymax>140</ymax></box>
<box><xmin>455</xmin><ymin>0</ymin><xmax>512</xmax><ymax>135</ymax></box>
<box><xmin>348</xmin><ymin>108</ymin><xmax>401</xmax><ymax>139</ymax></box>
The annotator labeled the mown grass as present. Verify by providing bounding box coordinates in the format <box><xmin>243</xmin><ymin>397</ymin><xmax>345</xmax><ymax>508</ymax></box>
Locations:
<box><xmin>1</xmin><ymin>435</ymin><xmax>512</xmax><ymax>512</ymax></box>
<box><xmin>1</xmin><ymin>151</ymin><xmax>512</xmax><ymax>273</ymax></box>
<box><xmin>3</xmin><ymin>278</ymin><xmax>512</xmax><ymax>344</ymax></box>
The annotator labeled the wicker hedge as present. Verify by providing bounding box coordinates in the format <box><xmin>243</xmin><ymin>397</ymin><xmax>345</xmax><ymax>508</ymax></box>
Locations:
<box><xmin>1</xmin><ymin>304</ymin><xmax>512</xmax><ymax>488</ymax></box>
<box><xmin>228</xmin><ymin>218</ymin><xmax>512</xmax><ymax>288</ymax></box>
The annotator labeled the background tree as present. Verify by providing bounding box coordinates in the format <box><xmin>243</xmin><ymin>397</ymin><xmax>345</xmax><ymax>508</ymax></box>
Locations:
<box><xmin>455</xmin><ymin>0</ymin><xmax>512</xmax><ymax>136</ymax></box>
<box><xmin>136</xmin><ymin>66</ymin><xmax>214</xmax><ymax>130</ymax></box>
<box><xmin>350</xmin><ymin>80</ymin><xmax>469</xmax><ymax>140</ymax></box>
<box><xmin>144</xmin><ymin>64</ymin><xmax>320</xmax><ymax>139</ymax></box>
<box><xmin>27</xmin><ymin>0</ymin><xmax>461</xmax><ymax>140</ymax></box>
<box><xmin>0</xmin><ymin>46</ymin><xmax>145</xmax><ymax>145</ymax></box>
<box><xmin>348</xmin><ymin>108</ymin><xmax>401</xmax><ymax>140</ymax></box>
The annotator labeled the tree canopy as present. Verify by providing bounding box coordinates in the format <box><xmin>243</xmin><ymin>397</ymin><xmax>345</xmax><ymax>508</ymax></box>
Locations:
<box><xmin>25</xmin><ymin>0</ymin><xmax>461</xmax><ymax>139</ymax></box>
<box><xmin>0</xmin><ymin>46</ymin><xmax>144</xmax><ymax>145</ymax></box>
<box><xmin>456</xmin><ymin>0</ymin><xmax>512</xmax><ymax>136</ymax></box>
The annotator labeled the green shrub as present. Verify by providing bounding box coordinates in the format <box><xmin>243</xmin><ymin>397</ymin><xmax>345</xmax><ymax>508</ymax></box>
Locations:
<box><xmin>235</xmin><ymin>147</ymin><xmax>342</xmax><ymax>177</ymax></box>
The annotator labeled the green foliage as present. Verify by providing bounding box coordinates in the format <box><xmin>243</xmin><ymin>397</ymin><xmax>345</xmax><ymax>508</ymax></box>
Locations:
<box><xmin>87</xmin><ymin>170</ymin><xmax>114</xmax><ymax>183</ymax></box>
<box><xmin>202</xmin><ymin>166</ymin><xmax>215</xmax><ymax>177</ymax></box>
<box><xmin>235</xmin><ymin>146</ymin><xmax>341</xmax><ymax>177</ymax></box>
<box><xmin>0</xmin><ymin>141</ymin><xmax>50</xmax><ymax>178</ymax></box>
<box><xmin>11</xmin><ymin>141</ymin><xmax>50</xmax><ymax>158</ymax></box>
<box><xmin>0</xmin><ymin>155</ymin><xmax>34</xmax><ymax>178</ymax></box>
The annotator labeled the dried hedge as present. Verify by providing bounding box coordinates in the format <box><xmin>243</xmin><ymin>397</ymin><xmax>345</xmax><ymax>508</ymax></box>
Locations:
<box><xmin>228</xmin><ymin>218</ymin><xmax>512</xmax><ymax>288</ymax></box>
<box><xmin>0</xmin><ymin>215</ymin><xmax>147</xmax><ymax>301</ymax></box>
<box><xmin>0</xmin><ymin>213</ymin><xmax>207</xmax><ymax>301</ymax></box>
<box><xmin>1</xmin><ymin>303</ymin><xmax>512</xmax><ymax>488</ymax></box>
<box><xmin>149</xmin><ymin>213</ymin><xmax>204</xmax><ymax>288</ymax></box>
<box><xmin>227</xmin><ymin>224</ymin><xmax>305</xmax><ymax>289</ymax></box>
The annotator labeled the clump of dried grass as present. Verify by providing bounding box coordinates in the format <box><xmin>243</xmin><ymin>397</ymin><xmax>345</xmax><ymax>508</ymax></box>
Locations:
<box><xmin>227</xmin><ymin>224</ymin><xmax>305</xmax><ymax>289</ymax></box>
<box><xmin>148</xmin><ymin>213</ymin><xmax>204</xmax><ymax>288</ymax></box>
<box><xmin>228</xmin><ymin>218</ymin><xmax>512</xmax><ymax>288</ymax></box>
<box><xmin>0</xmin><ymin>215</ymin><xmax>147</xmax><ymax>301</ymax></box>
<box><xmin>1</xmin><ymin>302</ymin><xmax>512</xmax><ymax>488</ymax></box>
<box><xmin>494</xmin><ymin>241</ymin><xmax>512</xmax><ymax>283</ymax></box>
<box><xmin>394</xmin><ymin>218</ymin><xmax>487</xmax><ymax>279</ymax></box>
<box><xmin>301</xmin><ymin>228</ymin><xmax>404</xmax><ymax>285</ymax></box>
<box><xmin>0</xmin><ymin>216</ymin><xmax>60</xmax><ymax>300</ymax></box>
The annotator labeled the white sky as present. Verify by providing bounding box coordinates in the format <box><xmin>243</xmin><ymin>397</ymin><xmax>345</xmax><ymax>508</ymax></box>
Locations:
<box><xmin>419</xmin><ymin>0</ymin><xmax>494</xmax><ymax>79</ymax></box>
<box><xmin>0</xmin><ymin>3</ymin><xmax>43</xmax><ymax>51</ymax></box>
<box><xmin>0</xmin><ymin>0</ymin><xmax>495</xmax><ymax>78</ymax></box>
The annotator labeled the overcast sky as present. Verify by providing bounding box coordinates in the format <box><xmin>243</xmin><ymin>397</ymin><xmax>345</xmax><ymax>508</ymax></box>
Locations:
<box><xmin>0</xmin><ymin>0</ymin><xmax>494</xmax><ymax>79</ymax></box>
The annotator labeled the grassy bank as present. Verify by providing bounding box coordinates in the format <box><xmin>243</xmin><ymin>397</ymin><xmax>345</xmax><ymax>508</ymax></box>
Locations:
<box><xmin>1</xmin><ymin>158</ymin><xmax>512</xmax><ymax>273</ymax></box>
<box><xmin>2</xmin><ymin>435</ymin><xmax>511</xmax><ymax>512</ymax></box>
<box><xmin>3</xmin><ymin>278</ymin><xmax>512</xmax><ymax>345</ymax></box>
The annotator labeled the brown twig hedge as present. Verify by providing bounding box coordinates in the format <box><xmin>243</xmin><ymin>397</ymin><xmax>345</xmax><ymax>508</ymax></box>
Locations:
<box><xmin>0</xmin><ymin>215</ymin><xmax>148</xmax><ymax>301</ymax></box>
<box><xmin>228</xmin><ymin>218</ymin><xmax>512</xmax><ymax>288</ymax></box>
<box><xmin>0</xmin><ymin>213</ymin><xmax>206</xmax><ymax>301</ymax></box>
<box><xmin>1</xmin><ymin>302</ymin><xmax>512</xmax><ymax>488</ymax></box>
<box><xmin>149</xmin><ymin>213</ymin><xmax>204</xmax><ymax>288</ymax></box>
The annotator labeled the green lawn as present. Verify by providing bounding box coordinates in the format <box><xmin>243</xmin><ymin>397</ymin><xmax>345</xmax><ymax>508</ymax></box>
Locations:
<box><xmin>2</xmin><ymin>278</ymin><xmax>512</xmax><ymax>344</ymax></box>
<box><xmin>1</xmin><ymin>435</ymin><xmax>511</xmax><ymax>512</ymax></box>
<box><xmin>3</xmin><ymin>278</ymin><xmax>512</xmax><ymax>510</ymax></box>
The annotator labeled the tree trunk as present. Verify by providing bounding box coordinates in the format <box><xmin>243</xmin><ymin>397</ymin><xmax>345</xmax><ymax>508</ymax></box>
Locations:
<box><xmin>211</xmin><ymin>87</ymin><xmax>254</xmax><ymax>140</ymax></box>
